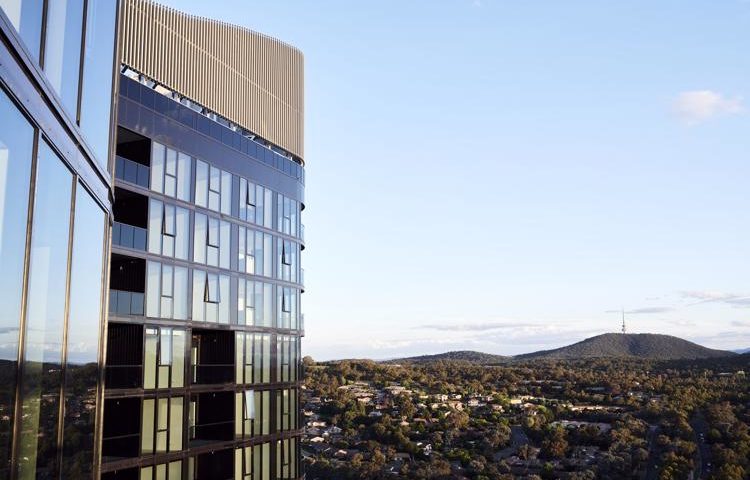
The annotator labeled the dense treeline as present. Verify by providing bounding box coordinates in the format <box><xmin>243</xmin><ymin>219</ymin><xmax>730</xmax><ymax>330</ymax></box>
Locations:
<box><xmin>303</xmin><ymin>356</ymin><xmax>749</xmax><ymax>479</ymax></box>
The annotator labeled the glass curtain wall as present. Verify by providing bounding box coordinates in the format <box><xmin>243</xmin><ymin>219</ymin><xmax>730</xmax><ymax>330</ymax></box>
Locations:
<box><xmin>0</xmin><ymin>87</ymin><xmax>35</xmax><ymax>478</ymax></box>
<box><xmin>0</xmin><ymin>0</ymin><xmax>118</xmax><ymax>168</ymax></box>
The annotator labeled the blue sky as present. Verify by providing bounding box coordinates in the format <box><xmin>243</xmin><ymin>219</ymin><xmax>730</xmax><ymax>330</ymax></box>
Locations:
<box><xmin>162</xmin><ymin>0</ymin><xmax>750</xmax><ymax>360</ymax></box>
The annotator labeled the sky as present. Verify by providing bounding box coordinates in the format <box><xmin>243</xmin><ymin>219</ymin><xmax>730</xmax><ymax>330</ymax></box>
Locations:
<box><xmin>161</xmin><ymin>0</ymin><xmax>750</xmax><ymax>360</ymax></box>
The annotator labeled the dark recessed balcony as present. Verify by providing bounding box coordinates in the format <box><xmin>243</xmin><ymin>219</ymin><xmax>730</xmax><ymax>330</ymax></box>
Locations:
<box><xmin>115</xmin><ymin>127</ymin><xmax>150</xmax><ymax>188</ymax></box>
<box><xmin>109</xmin><ymin>254</ymin><xmax>145</xmax><ymax>316</ymax></box>
<box><xmin>191</xmin><ymin>329</ymin><xmax>234</xmax><ymax>385</ymax></box>
<box><xmin>102</xmin><ymin>397</ymin><xmax>141</xmax><ymax>461</ymax></box>
<box><xmin>190</xmin><ymin>449</ymin><xmax>233</xmax><ymax>480</ymax></box>
<box><xmin>105</xmin><ymin>323</ymin><xmax>143</xmax><ymax>389</ymax></box>
<box><xmin>189</xmin><ymin>392</ymin><xmax>234</xmax><ymax>446</ymax></box>
<box><xmin>113</xmin><ymin>187</ymin><xmax>148</xmax><ymax>251</ymax></box>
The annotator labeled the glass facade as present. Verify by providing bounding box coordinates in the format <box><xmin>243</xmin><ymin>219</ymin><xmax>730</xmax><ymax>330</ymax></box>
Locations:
<box><xmin>3</xmin><ymin>0</ymin><xmax>304</xmax><ymax>477</ymax></box>
<box><xmin>0</xmin><ymin>0</ymin><xmax>115</xmax><ymax>476</ymax></box>
<box><xmin>0</xmin><ymin>86</ymin><xmax>34</xmax><ymax>478</ymax></box>
<box><xmin>1</xmin><ymin>0</ymin><xmax>118</xmax><ymax>168</ymax></box>
<box><xmin>61</xmin><ymin>184</ymin><xmax>106</xmax><ymax>478</ymax></box>
<box><xmin>107</xmin><ymin>69</ymin><xmax>304</xmax><ymax>477</ymax></box>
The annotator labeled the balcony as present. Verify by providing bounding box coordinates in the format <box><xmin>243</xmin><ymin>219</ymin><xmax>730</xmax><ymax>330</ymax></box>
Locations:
<box><xmin>102</xmin><ymin>397</ymin><xmax>141</xmax><ymax>461</ymax></box>
<box><xmin>109</xmin><ymin>254</ymin><xmax>146</xmax><ymax>317</ymax></box>
<box><xmin>112</xmin><ymin>222</ymin><xmax>147</xmax><ymax>251</ymax></box>
<box><xmin>191</xmin><ymin>329</ymin><xmax>235</xmax><ymax>385</ymax></box>
<box><xmin>189</xmin><ymin>391</ymin><xmax>234</xmax><ymax>446</ymax></box>
<box><xmin>113</xmin><ymin>187</ymin><xmax>148</xmax><ymax>251</ymax></box>
<box><xmin>105</xmin><ymin>323</ymin><xmax>143</xmax><ymax>389</ymax></box>
<box><xmin>114</xmin><ymin>156</ymin><xmax>149</xmax><ymax>188</ymax></box>
<box><xmin>109</xmin><ymin>290</ymin><xmax>144</xmax><ymax>316</ymax></box>
<box><xmin>115</xmin><ymin>127</ymin><xmax>151</xmax><ymax>188</ymax></box>
<box><xmin>190</xmin><ymin>449</ymin><xmax>233</xmax><ymax>480</ymax></box>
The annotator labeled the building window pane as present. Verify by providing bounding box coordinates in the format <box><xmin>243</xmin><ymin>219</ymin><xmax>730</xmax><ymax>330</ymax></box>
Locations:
<box><xmin>0</xmin><ymin>0</ymin><xmax>44</xmax><ymax>60</ymax></box>
<box><xmin>150</xmin><ymin>143</ymin><xmax>164</xmax><ymax>194</ymax></box>
<box><xmin>79</xmin><ymin>0</ymin><xmax>117</xmax><ymax>169</ymax></box>
<box><xmin>176</xmin><ymin>152</ymin><xmax>191</xmax><ymax>202</ymax></box>
<box><xmin>43</xmin><ymin>0</ymin><xmax>85</xmax><ymax>117</ymax></box>
<box><xmin>0</xmin><ymin>87</ymin><xmax>34</xmax><ymax>477</ymax></box>
<box><xmin>61</xmin><ymin>184</ymin><xmax>105</xmax><ymax>478</ymax></box>
<box><xmin>195</xmin><ymin>159</ymin><xmax>208</xmax><ymax>207</ymax></box>
<box><xmin>18</xmin><ymin>141</ymin><xmax>73</xmax><ymax>478</ymax></box>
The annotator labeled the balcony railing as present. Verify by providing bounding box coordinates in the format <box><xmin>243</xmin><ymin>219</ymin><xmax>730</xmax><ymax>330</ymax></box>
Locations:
<box><xmin>112</xmin><ymin>222</ymin><xmax>147</xmax><ymax>251</ymax></box>
<box><xmin>191</xmin><ymin>364</ymin><xmax>235</xmax><ymax>385</ymax></box>
<box><xmin>109</xmin><ymin>289</ymin><xmax>145</xmax><ymax>316</ymax></box>
<box><xmin>115</xmin><ymin>156</ymin><xmax>149</xmax><ymax>188</ymax></box>
<box><xmin>105</xmin><ymin>364</ymin><xmax>143</xmax><ymax>389</ymax></box>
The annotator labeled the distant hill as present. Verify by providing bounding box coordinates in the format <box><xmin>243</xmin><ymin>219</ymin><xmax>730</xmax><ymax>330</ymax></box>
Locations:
<box><xmin>733</xmin><ymin>348</ymin><xmax>750</xmax><ymax>354</ymax></box>
<box><xmin>516</xmin><ymin>333</ymin><xmax>736</xmax><ymax>361</ymax></box>
<box><xmin>390</xmin><ymin>350</ymin><xmax>508</xmax><ymax>364</ymax></box>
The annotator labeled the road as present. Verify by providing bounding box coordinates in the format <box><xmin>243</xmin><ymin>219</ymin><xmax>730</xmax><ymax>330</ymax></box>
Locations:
<box><xmin>643</xmin><ymin>425</ymin><xmax>661</xmax><ymax>480</ymax></box>
<box><xmin>691</xmin><ymin>412</ymin><xmax>712</xmax><ymax>479</ymax></box>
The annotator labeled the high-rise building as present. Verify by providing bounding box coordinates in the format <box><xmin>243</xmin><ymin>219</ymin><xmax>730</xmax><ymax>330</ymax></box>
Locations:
<box><xmin>0</xmin><ymin>0</ymin><xmax>304</xmax><ymax>478</ymax></box>
<box><xmin>102</xmin><ymin>1</ymin><xmax>305</xmax><ymax>479</ymax></box>
<box><xmin>0</xmin><ymin>0</ymin><xmax>119</xmax><ymax>478</ymax></box>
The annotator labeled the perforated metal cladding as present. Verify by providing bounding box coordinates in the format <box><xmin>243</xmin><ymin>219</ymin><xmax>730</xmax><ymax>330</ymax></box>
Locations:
<box><xmin>120</xmin><ymin>0</ymin><xmax>304</xmax><ymax>160</ymax></box>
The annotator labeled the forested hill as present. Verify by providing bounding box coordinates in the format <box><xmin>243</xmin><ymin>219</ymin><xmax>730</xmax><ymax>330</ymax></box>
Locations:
<box><xmin>516</xmin><ymin>333</ymin><xmax>735</xmax><ymax>360</ymax></box>
<box><xmin>390</xmin><ymin>350</ymin><xmax>508</xmax><ymax>364</ymax></box>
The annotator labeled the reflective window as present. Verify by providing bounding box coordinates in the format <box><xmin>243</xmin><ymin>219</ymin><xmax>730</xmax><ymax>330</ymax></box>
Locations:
<box><xmin>0</xmin><ymin>87</ymin><xmax>34</xmax><ymax>477</ymax></box>
<box><xmin>193</xmin><ymin>212</ymin><xmax>230</xmax><ymax>268</ymax></box>
<box><xmin>140</xmin><ymin>461</ymin><xmax>182</xmax><ymax>480</ymax></box>
<box><xmin>191</xmin><ymin>270</ymin><xmax>230</xmax><ymax>323</ymax></box>
<box><xmin>277</xmin><ymin>287</ymin><xmax>299</xmax><ymax>330</ymax></box>
<box><xmin>17</xmin><ymin>141</ymin><xmax>73</xmax><ymax>479</ymax></box>
<box><xmin>61</xmin><ymin>184</ymin><xmax>105</xmax><ymax>478</ymax></box>
<box><xmin>235</xmin><ymin>443</ymin><xmax>270</xmax><ymax>480</ymax></box>
<box><xmin>277</xmin><ymin>238</ymin><xmax>299</xmax><ymax>283</ymax></box>
<box><xmin>144</xmin><ymin>327</ymin><xmax>185</xmax><ymax>389</ymax></box>
<box><xmin>148</xmin><ymin>198</ymin><xmax>189</xmax><ymax>260</ymax></box>
<box><xmin>277</xmin><ymin>335</ymin><xmax>299</xmax><ymax>383</ymax></box>
<box><xmin>238</xmin><ymin>227</ymin><xmax>272</xmax><ymax>277</ymax></box>
<box><xmin>151</xmin><ymin>142</ymin><xmax>191</xmax><ymax>202</ymax></box>
<box><xmin>0</xmin><ymin>0</ymin><xmax>44</xmax><ymax>60</ymax></box>
<box><xmin>141</xmin><ymin>396</ymin><xmax>183</xmax><ymax>454</ymax></box>
<box><xmin>238</xmin><ymin>178</ymin><xmax>271</xmax><ymax>228</ymax></box>
<box><xmin>235</xmin><ymin>333</ymin><xmax>271</xmax><ymax>385</ymax></box>
<box><xmin>276</xmin><ymin>194</ymin><xmax>299</xmax><ymax>237</ymax></box>
<box><xmin>234</xmin><ymin>390</ymin><xmax>269</xmax><ymax>438</ymax></box>
<box><xmin>237</xmin><ymin>279</ymin><xmax>272</xmax><ymax>327</ymax></box>
<box><xmin>276</xmin><ymin>438</ymin><xmax>298</xmax><ymax>479</ymax></box>
<box><xmin>277</xmin><ymin>389</ymin><xmax>297</xmax><ymax>432</ymax></box>
<box><xmin>79</xmin><ymin>0</ymin><xmax>117</xmax><ymax>169</ymax></box>
<box><xmin>195</xmin><ymin>160</ymin><xmax>231</xmax><ymax>215</ymax></box>
<box><xmin>43</xmin><ymin>0</ymin><xmax>85</xmax><ymax>117</ymax></box>
<box><xmin>145</xmin><ymin>261</ymin><xmax>188</xmax><ymax>320</ymax></box>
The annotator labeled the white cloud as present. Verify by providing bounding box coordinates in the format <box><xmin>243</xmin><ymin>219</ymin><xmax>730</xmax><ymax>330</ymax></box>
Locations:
<box><xmin>681</xmin><ymin>290</ymin><xmax>750</xmax><ymax>308</ymax></box>
<box><xmin>673</xmin><ymin>90</ymin><xmax>744</xmax><ymax>125</ymax></box>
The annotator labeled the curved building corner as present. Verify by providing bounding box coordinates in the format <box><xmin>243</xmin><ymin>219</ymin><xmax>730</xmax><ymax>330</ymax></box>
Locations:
<box><xmin>102</xmin><ymin>1</ymin><xmax>305</xmax><ymax>480</ymax></box>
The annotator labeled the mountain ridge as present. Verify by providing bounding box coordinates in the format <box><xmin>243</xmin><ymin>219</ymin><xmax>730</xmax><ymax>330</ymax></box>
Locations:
<box><xmin>392</xmin><ymin>333</ymin><xmax>736</xmax><ymax>363</ymax></box>
<box><xmin>515</xmin><ymin>333</ymin><xmax>734</xmax><ymax>360</ymax></box>
<box><xmin>387</xmin><ymin>350</ymin><xmax>508</xmax><ymax>364</ymax></box>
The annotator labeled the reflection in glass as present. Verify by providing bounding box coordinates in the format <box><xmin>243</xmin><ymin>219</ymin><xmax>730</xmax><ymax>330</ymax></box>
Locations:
<box><xmin>17</xmin><ymin>141</ymin><xmax>73</xmax><ymax>479</ymax></box>
<box><xmin>79</xmin><ymin>0</ymin><xmax>117</xmax><ymax>169</ymax></box>
<box><xmin>44</xmin><ymin>0</ymin><xmax>85</xmax><ymax>117</ymax></box>
<box><xmin>0</xmin><ymin>87</ymin><xmax>34</xmax><ymax>477</ymax></box>
<box><xmin>61</xmin><ymin>184</ymin><xmax>105</xmax><ymax>478</ymax></box>
<box><xmin>0</xmin><ymin>0</ymin><xmax>44</xmax><ymax>60</ymax></box>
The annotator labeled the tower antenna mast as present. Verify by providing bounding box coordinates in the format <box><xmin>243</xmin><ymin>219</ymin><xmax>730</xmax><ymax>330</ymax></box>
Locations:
<box><xmin>621</xmin><ymin>309</ymin><xmax>627</xmax><ymax>334</ymax></box>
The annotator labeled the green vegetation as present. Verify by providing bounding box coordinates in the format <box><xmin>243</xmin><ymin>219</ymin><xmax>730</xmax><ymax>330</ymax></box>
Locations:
<box><xmin>302</xmin><ymin>354</ymin><xmax>749</xmax><ymax>480</ymax></box>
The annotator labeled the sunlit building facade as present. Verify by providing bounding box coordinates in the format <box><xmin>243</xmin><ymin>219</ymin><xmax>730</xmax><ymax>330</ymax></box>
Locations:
<box><xmin>0</xmin><ymin>0</ymin><xmax>118</xmax><ymax>478</ymax></box>
<box><xmin>101</xmin><ymin>1</ymin><xmax>305</xmax><ymax>479</ymax></box>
